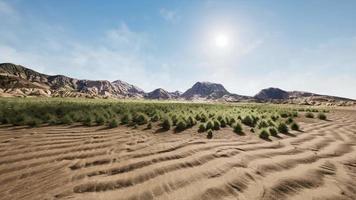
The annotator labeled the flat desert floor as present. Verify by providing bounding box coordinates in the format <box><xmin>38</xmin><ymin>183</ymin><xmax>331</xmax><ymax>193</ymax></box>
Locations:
<box><xmin>1</xmin><ymin>109</ymin><xmax>356</xmax><ymax>200</ymax></box>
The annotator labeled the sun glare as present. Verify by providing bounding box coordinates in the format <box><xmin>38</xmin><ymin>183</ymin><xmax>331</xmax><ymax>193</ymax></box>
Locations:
<box><xmin>215</xmin><ymin>33</ymin><xmax>229</xmax><ymax>48</ymax></box>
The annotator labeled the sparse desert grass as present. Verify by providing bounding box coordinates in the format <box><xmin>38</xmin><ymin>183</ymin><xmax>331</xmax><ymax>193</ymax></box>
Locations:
<box><xmin>0</xmin><ymin>98</ymin><xmax>329</xmax><ymax>140</ymax></box>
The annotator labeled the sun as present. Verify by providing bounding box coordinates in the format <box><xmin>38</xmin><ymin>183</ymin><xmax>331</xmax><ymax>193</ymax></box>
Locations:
<box><xmin>214</xmin><ymin>33</ymin><xmax>229</xmax><ymax>48</ymax></box>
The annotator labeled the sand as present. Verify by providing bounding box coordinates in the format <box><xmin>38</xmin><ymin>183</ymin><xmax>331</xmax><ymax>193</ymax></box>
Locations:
<box><xmin>0</xmin><ymin>109</ymin><xmax>355</xmax><ymax>200</ymax></box>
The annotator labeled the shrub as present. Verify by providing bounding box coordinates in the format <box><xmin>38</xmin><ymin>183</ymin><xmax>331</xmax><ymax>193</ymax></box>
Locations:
<box><xmin>176</xmin><ymin>120</ymin><xmax>187</xmax><ymax>131</ymax></box>
<box><xmin>305</xmin><ymin>112</ymin><xmax>314</xmax><ymax>118</ymax></box>
<box><xmin>290</xmin><ymin>122</ymin><xmax>299</xmax><ymax>131</ymax></box>
<box><xmin>161</xmin><ymin>117</ymin><xmax>172</xmax><ymax>131</ymax></box>
<box><xmin>242</xmin><ymin>116</ymin><xmax>254</xmax><ymax>127</ymax></box>
<box><xmin>200</xmin><ymin>113</ymin><xmax>208</xmax><ymax>122</ymax></box>
<box><xmin>258</xmin><ymin>120</ymin><xmax>268</xmax><ymax>129</ymax></box>
<box><xmin>219</xmin><ymin>118</ymin><xmax>227</xmax><ymax>127</ymax></box>
<box><xmin>83</xmin><ymin>116</ymin><xmax>93</xmax><ymax>126</ymax></box>
<box><xmin>195</xmin><ymin>113</ymin><xmax>201</xmax><ymax>121</ymax></box>
<box><xmin>277</xmin><ymin>122</ymin><xmax>289</xmax><ymax>134</ymax></box>
<box><xmin>250</xmin><ymin>128</ymin><xmax>255</xmax><ymax>133</ymax></box>
<box><xmin>207</xmin><ymin>129</ymin><xmax>213</xmax><ymax>139</ymax></box>
<box><xmin>187</xmin><ymin>116</ymin><xmax>197</xmax><ymax>127</ymax></box>
<box><xmin>286</xmin><ymin>117</ymin><xmax>294</xmax><ymax>124</ymax></box>
<box><xmin>267</xmin><ymin>120</ymin><xmax>275</xmax><ymax>127</ymax></box>
<box><xmin>213</xmin><ymin>119</ymin><xmax>220</xmax><ymax>130</ymax></box>
<box><xmin>271</xmin><ymin>115</ymin><xmax>279</xmax><ymax>121</ymax></box>
<box><xmin>133</xmin><ymin>113</ymin><xmax>149</xmax><ymax>125</ymax></box>
<box><xmin>146</xmin><ymin>122</ymin><xmax>152</xmax><ymax>129</ymax></box>
<box><xmin>206</xmin><ymin>120</ymin><xmax>214</xmax><ymax>130</ymax></box>
<box><xmin>198</xmin><ymin>123</ymin><xmax>206</xmax><ymax>132</ymax></box>
<box><xmin>318</xmin><ymin>113</ymin><xmax>327</xmax><ymax>120</ymax></box>
<box><xmin>26</xmin><ymin>118</ymin><xmax>41</xmax><ymax>127</ymax></box>
<box><xmin>229</xmin><ymin>118</ymin><xmax>236</xmax><ymax>126</ymax></box>
<box><xmin>151</xmin><ymin>114</ymin><xmax>160</xmax><ymax>122</ymax></box>
<box><xmin>269</xmin><ymin>127</ymin><xmax>278</xmax><ymax>137</ymax></box>
<box><xmin>95</xmin><ymin>116</ymin><xmax>105</xmax><ymax>125</ymax></box>
<box><xmin>259</xmin><ymin>129</ymin><xmax>269</xmax><ymax>140</ymax></box>
<box><xmin>60</xmin><ymin>115</ymin><xmax>73</xmax><ymax>125</ymax></box>
<box><xmin>121</xmin><ymin>113</ymin><xmax>132</xmax><ymax>124</ymax></box>
<box><xmin>233</xmin><ymin>122</ymin><xmax>243</xmax><ymax>134</ymax></box>
<box><xmin>108</xmin><ymin>119</ymin><xmax>119</xmax><ymax>128</ymax></box>
<box><xmin>280</xmin><ymin>112</ymin><xmax>289</xmax><ymax>118</ymax></box>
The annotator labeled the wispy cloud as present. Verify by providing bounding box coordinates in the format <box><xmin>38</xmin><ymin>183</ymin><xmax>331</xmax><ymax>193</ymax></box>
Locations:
<box><xmin>159</xmin><ymin>8</ymin><xmax>180</xmax><ymax>23</ymax></box>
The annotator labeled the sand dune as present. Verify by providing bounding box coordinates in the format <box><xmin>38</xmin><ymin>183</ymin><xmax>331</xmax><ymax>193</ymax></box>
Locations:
<box><xmin>0</xmin><ymin>109</ymin><xmax>356</xmax><ymax>200</ymax></box>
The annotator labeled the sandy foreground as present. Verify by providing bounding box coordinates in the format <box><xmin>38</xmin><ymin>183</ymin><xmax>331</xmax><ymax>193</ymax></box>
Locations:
<box><xmin>0</xmin><ymin>109</ymin><xmax>355</xmax><ymax>200</ymax></box>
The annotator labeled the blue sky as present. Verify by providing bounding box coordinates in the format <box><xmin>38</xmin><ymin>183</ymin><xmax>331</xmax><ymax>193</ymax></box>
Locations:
<box><xmin>1</xmin><ymin>0</ymin><xmax>356</xmax><ymax>98</ymax></box>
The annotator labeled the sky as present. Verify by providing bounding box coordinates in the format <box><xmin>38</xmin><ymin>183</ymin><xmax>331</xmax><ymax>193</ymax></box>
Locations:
<box><xmin>1</xmin><ymin>0</ymin><xmax>356</xmax><ymax>99</ymax></box>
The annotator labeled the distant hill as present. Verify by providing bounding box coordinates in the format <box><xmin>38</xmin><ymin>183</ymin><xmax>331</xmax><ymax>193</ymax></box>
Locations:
<box><xmin>254</xmin><ymin>87</ymin><xmax>355</xmax><ymax>106</ymax></box>
<box><xmin>0</xmin><ymin>63</ymin><xmax>355</xmax><ymax>106</ymax></box>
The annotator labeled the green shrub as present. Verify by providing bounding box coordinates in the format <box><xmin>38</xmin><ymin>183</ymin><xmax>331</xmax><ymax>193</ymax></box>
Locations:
<box><xmin>318</xmin><ymin>113</ymin><xmax>327</xmax><ymax>120</ymax></box>
<box><xmin>271</xmin><ymin>115</ymin><xmax>279</xmax><ymax>121</ymax></box>
<box><xmin>242</xmin><ymin>115</ymin><xmax>254</xmax><ymax>127</ymax></box>
<box><xmin>213</xmin><ymin>119</ymin><xmax>220</xmax><ymax>130</ymax></box>
<box><xmin>277</xmin><ymin>122</ymin><xmax>289</xmax><ymax>134</ymax></box>
<box><xmin>198</xmin><ymin>123</ymin><xmax>206</xmax><ymax>132</ymax></box>
<box><xmin>269</xmin><ymin>127</ymin><xmax>278</xmax><ymax>137</ymax></box>
<box><xmin>108</xmin><ymin>119</ymin><xmax>119</xmax><ymax>128</ymax></box>
<box><xmin>286</xmin><ymin>117</ymin><xmax>294</xmax><ymax>124</ymax></box>
<box><xmin>151</xmin><ymin>114</ymin><xmax>160</xmax><ymax>122</ymax></box>
<box><xmin>60</xmin><ymin>115</ymin><xmax>73</xmax><ymax>125</ymax></box>
<box><xmin>200</xmin><ymin>113</ymin><xmax>208</xmax><ymax>122</ymax></box>
<box><xmin>259</xmin><ymin>129</ymin><xmax>269</xmax><ymax>140</ymax></box>
<box><xmin>207</xmin><ymin>129</ymin><xmax>213</xmax><ymax>139</ymax></box>
<box><xmin>258</xmin><ymin>120</ymin><xmax>268</xmax><ymax>129</ymax></box>
<box><xmin>290</xmin><ymin>122</ymin><xmax>299</xmax><ymax>131</ymax></box>
<box><xmin>133</xmin><ymin>113</ymin><xmax>149</xmax><ymax>125</ymax></box>
<box><xmin>229</xmin><ymin>118</ymin><xmax>236</xmax><ymax>126</ymax></box>
<box><xmin>121</xmin><ymin>113</ymin><xmax>132</xmax><ymax>124</ymax></box>
<box><xmin>280</xmin><ymin>112</ymin><xmax>289</xmax><ymax>118</ymax></box>
<box><xmin>95</xmin><ymin>116</ymin><xmax>105</xmax><ymax>125</ymax></box>
<box><xmin>176</xmin><ymin>120</ymin><xmax>187</xmax><ymax>131</ymax></box>
<box><xmin>187</xmin><ymin>116</ymin><xmax>197</xmax><ymax>127</ymax></box>
<box><xmin>206</xmin><ymin>120</ymin><xmax>214</xmax><ymax>130</ymax></box>
<box><xmin>161</xmin><ymin>117</ymin><xmax>172</xmax><ymax>131</ymax></box>
<box><xmin>26</xmin><ymin>118</ymin><xmax>41</xmax><ymax>127</ymax></box>
<box><xmin>233</xmin><ymin>122</ymin><xmax>243</xmax><ymax>134</ymax></box>
<box><xmin>83</xmin><ymin>116</ymin><xmax>93</xmax><ymax>126</ymax></box>
<box><xmin>219</xmin><ymin>118</ymin><xmax>227</xmax><ymax>127</ymax></box>
<box><xmin>305</xmin><ymin>112</ymin><xmax>314</xmax><ymax>118</ymax></box>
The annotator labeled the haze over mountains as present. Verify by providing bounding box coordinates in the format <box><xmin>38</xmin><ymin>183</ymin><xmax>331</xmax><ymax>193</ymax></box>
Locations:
<box><xmin>0</xmin><ymin>63</ymin><xmax>355</xmax><ymax>106</ymax></box>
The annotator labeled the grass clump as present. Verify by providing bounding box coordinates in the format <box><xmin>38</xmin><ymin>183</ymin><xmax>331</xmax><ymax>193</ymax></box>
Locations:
<box><xmin>108</xmin><ymin>119</ymin><xmax>119</xmax><ymax>128</ymax></box>
<box><xmin>207</xmin><ymin>129</ymin><xmax>213</xmax><ymax>139</ymax></box>
<box><xmin>290</xmin><ymin>122</ymin><xmax>299</xmax><ymax>131</ymax></box>
<box><xmin>175</xmin><ymin>120</ymin><xmax>187</xmax><ymax>132</ymax></box>
<box><xmin>121</xmin><ymin>113</ymin><xmax>133</xmax><ymax>125</ymax></box>
<box><xmin>206</xmin><ymin>120</ymin><xmax>214</xmax><ymax>130</ymax></box>
<box><xmin>269</xmin><ymin>127</ymin><xmax>278</xmax><ymax>137</ymax></box>
<box><xmin>213</xmin><ymin>119</ymin><xmax>220</xmax><ymax>130</ymax></box>
<box><xmin>305</xmin><ymin>112</ymin><xmax>314</xmax><ymax>118</ymax></box>
<box><xmin>277</xmin><ymin>122</ymin><xmax>289</xmax><ymax>134</ymax></box>
<box><xmin>133</xmin><ymin>113</ymin><xmax>149</xmax><ymax>125</ymax></box>
<box><xmin>233</xmin><ymin>122</ymin><xmax>243</xmax><ymax>134</ymax></box>
<box><xmin>161</xmin><ymin>117</ymin><xmax>172</xmax><ymax>131</ymax></box>
<box><xmin>198</xmin><ymin>123</ymin><xmax>206</xmax><ymax>132</ymax></box>
<box><xmin>259</xmin><ymin>129</ymin><xmax>269</xmax><ymax>140</ymax></box>
<box><xmin>318</xmin><ymin>113</ymin><xmax>327</xmax><ymax>120</ymax></box>
<box><xmin>83</xmin><ymin>116</ymin><xmax>93</xmax><ymax>126</ymax></box>
<box><xmin>242</xmin><ymin>116</ymin><xmax>254</xmax><ymax>127</ymax></box>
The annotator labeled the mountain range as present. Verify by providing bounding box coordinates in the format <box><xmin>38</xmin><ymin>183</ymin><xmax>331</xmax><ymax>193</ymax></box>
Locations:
<box><xmin>0</xmin><ymin>63</ymin><xmax>355</xmax><ymax>106</ymax></box>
